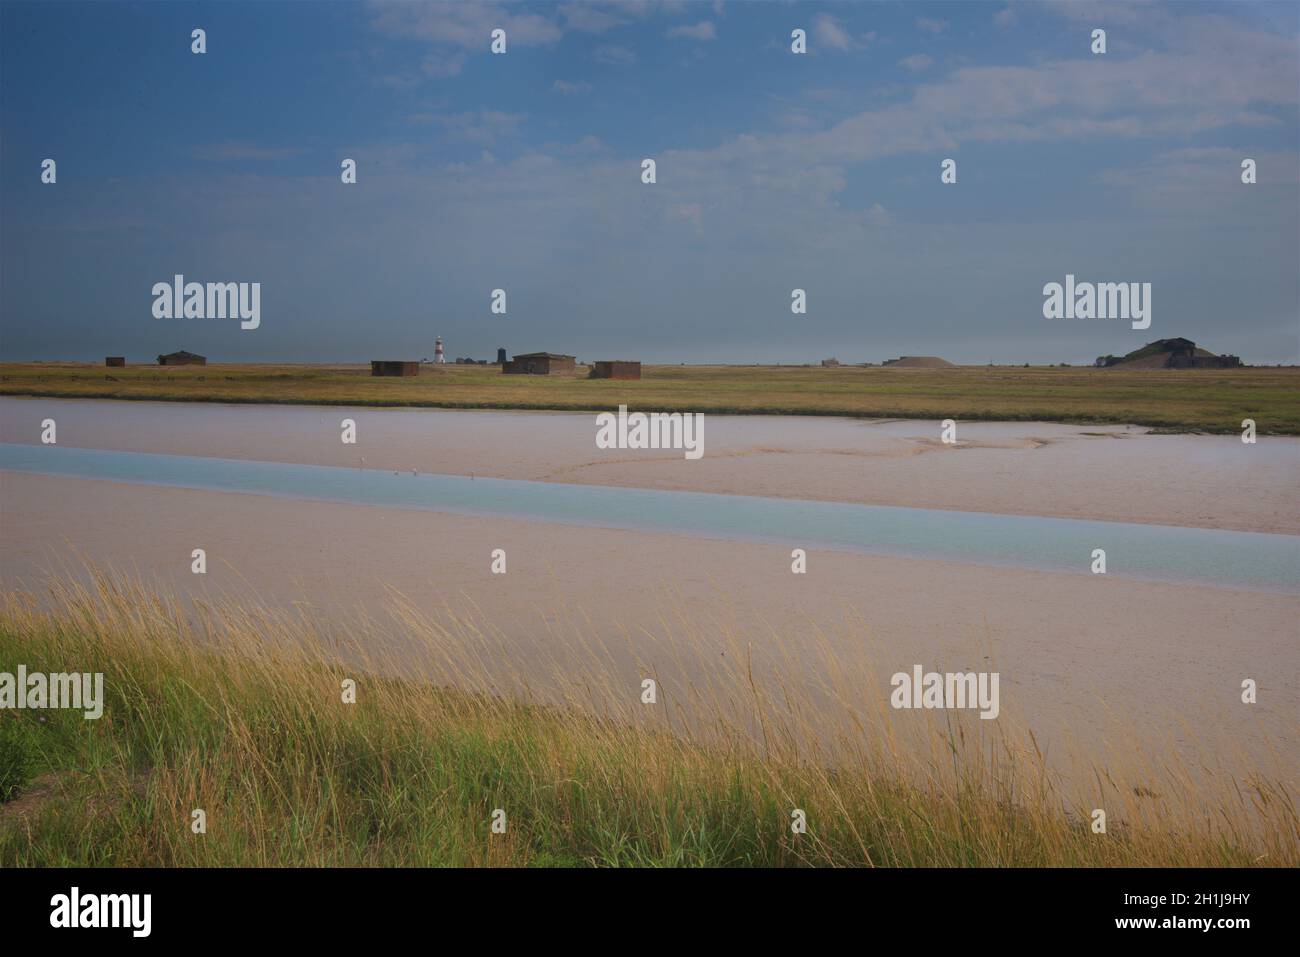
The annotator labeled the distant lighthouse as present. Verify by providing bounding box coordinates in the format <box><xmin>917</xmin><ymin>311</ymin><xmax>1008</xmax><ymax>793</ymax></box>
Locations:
<box><xmin>434</xmin><ymin>336</ymin><xmax>445</xmax><ymax>364</ymax></box>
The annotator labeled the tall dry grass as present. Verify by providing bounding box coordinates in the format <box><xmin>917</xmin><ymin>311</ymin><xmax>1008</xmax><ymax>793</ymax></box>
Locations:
<box><xmin>0</xmin><ymin>569</ymin><xmax>1294</xmax><ymax>866</ymax></box>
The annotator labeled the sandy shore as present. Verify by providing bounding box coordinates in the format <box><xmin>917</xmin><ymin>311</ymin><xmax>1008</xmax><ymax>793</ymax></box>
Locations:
<box><xmin>3</xmin><ymin>397</ymin><xmax>1297</xmax><ymax>533</ymax></box>
<box><xmin>2</xmin><ymin>471</ymin><xmax>1295</xmax><ymax>792</ymax></box>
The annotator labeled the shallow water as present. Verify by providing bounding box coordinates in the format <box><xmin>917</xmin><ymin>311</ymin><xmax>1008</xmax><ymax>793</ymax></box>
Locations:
<box><xmin>3</xmin><ymin>443</ymin><xmax>1296</xmax><ymax>593</ymax></box>
<box><xmin>4</xmin><ymin>397</ymin><xmax>1297</xmax><ymax>535</ymax></box>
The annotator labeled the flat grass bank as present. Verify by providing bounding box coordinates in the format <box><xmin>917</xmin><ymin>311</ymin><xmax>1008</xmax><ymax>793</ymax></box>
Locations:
<box><xmin>3</xmin><ymin>362</ymin><xmax>1298</xmax><ymax>433</ymax></box>
<box><xmin>0</xmin><ymin>575</ymin><xmax>1293</xmax><ymax>867</ymax></box>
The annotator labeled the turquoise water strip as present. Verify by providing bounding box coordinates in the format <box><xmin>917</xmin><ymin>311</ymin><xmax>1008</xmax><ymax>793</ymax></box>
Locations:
<box><xmin>2</xmin><ymin>443</ymin><xmax>1297</xmax><ymax>593</ymax></box>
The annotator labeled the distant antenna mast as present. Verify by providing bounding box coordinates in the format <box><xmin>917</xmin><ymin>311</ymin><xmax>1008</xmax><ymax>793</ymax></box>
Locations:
<box><xmin>434</xmin><ymin>335</ymin><xmax>445</xmax><ymax>364</ymax></box>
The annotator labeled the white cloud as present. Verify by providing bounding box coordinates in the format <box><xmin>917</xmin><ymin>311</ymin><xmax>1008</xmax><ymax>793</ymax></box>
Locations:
<box><xmin>359</xmin><ymin>7</ymin><xmax>1299</xmax><ymax>301</ymax></box>
<box><xmin>665</xmin><ymin>202</ymin><xmax>704</xmax><ymax>234</ymax></box>
<box><xmin>863</xmin><ymin>203</ymin><xmax>892</xmax><ymax>226</ymax></box>
<box><xmin>667</xmin><ymin>21</ymin><xmax>716</xmax><ymax>41</ymax></box>
<box><xmin>552</xmin><ymin>79</ymin><xmax>593</xmax><ymax>95</ymax></box>
<box><xmin>994</xmin><ymin>7</ymin><xmax>1017</xmax><ymax>28</ymax></box>
<box><xmin>594</xmin><ymin>44</ymin><xmax>637</xmax><ymax>64</ymax></box>
<box><xmin>190</xmin><ymin>142</ymin><xmax>302</xmax><ymax>162</ymax></box>
<box><xmin>900</xmin><ymin>54</ymin><xmax>934</xmax><ymax>73</ymax></box>
<box><xmin>653</xmin><ymin>21</ymin><xmax>1300</xmax><ymax>200</ymax></box>
<box><xmin>421</xmin><ymin>53</ymin><xmax>466</xmax><ymax>78</ymax></box>
<box><xmin>1096</xmin><ymin>146</ymin><xmax>1300</xmax><ymax>212</ymax></box>
<box><xmin>775</xmin><ymin>109</ymin><xmax>820</xmax><ymax>131</ymax></box>
<box><xmin>436</xmin><ymin>111</ymin><xmax>526</xmax><ymax>145</ymax></box>
<box><xmin>1045</xmin><ymin>1</ymin><xmax>1145</xmax><ymax>26</ymax></box>
<box><xmin>812</xmin><ymin>13</ymin><xmax>871</xmax><ymax>52</ymax></box>
<box><xmin>916</xmin><ymin>17</ymin><xmax>948</xmax><ymax>34</ymax></box>
<box><xmin>364</xmin><ymin>1</ymin><xmax>556</xmax><ymax>87</ymax></box>
<box><xmin>368</xmin><ymin>1</ymin><xmax>563</xmax><ymax>48</ymax></box>
<box><xmin>372</xmin><ymin>71</ymin><xmax>422</xmax><ymax>90</ymax></box>
<box><xmin>365</xmin><ymin>1</ymin><xmax>712</xmax><ymax>85</ymax></box>
<box><xmin>558</xmin><ymin>2</ymin><xmax>626</xmax><ymax>34</ymax></box>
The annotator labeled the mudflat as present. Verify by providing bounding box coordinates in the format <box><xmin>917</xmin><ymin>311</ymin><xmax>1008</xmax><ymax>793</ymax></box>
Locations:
<box><xmin>2</xmin><ymin>471</ymin><xmax>1295</xmax><ymax>796</ymax></box>
<box><xmin>2</xmin><ymin>397</ymin><xmax>1297</xmax><ymax>533</ymax></box>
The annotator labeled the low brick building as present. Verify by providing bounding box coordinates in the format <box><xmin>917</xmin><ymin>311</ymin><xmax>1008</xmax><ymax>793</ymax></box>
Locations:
<box><xmin>371</xmin><ymin>360</ymin><xmax>420</xmax><ymax>377</ymax></box>
<box><xmin>105</xmin><ymin>356</ymin><xmax>125</xmax><ymax>367</ymax></box>
<box><xmin>502</xmin><ymin>352</ymin><xmax>576</xmax><ymax>375</ymax></box>
<box><xmin>590</xmin><ymin>360</ymin><xmax>641</xmax><ymax>380</ymax></box>
<box><xmin>157</xmin><ymin>350</ymin><xmax>206</xmax><ymax>366</ymax></box>
<box><xmin>1168</xmin><ymin>354</ymin><xmax>1242</xmax><ymax>369</ymax></box>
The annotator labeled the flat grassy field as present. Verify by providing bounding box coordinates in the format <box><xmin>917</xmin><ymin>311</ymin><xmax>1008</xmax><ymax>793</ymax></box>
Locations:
<box><xmin>2</xmin><ymin>362</ymin><xmax>1298</xmax><ymax>432</ymax></box>
<box><xmin>1</xmin><ymin>574</ymin><xmax>1293</xmax><ymax>867</ymax></box>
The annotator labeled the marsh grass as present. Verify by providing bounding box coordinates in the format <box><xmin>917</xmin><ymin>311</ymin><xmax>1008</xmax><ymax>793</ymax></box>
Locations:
<box><xmin>0</xmin><ymin>719</ymin><xmax>33</xmax><ymax>803</ymax></box>
<box><xmin>4</xmin><ymin>362</ymin><xmax>1298</xmax><ymax>433</ymax></box>
<box><xmin>0</xmin><ymin>571</ymin><xmax>1294</xmax><ymax>866</ymax></box>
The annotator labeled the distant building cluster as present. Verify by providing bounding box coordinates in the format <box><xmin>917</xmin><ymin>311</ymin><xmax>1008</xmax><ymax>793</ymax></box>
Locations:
<box><xmin>364</xmin><ymin>344</ymin><xmax>642</xmax><ymax>376</ymax></box>
<box><xmin>106</xmin><ymin>338</ymin><xmax>1249</xmax><ymax>375</ymax></box>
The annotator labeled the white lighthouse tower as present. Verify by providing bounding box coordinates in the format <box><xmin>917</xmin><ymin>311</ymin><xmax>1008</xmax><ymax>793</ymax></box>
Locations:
<box><xmin>434</xmin><ymin>336</ymin><xmax>445</xmax><ymax>364</ymax></box>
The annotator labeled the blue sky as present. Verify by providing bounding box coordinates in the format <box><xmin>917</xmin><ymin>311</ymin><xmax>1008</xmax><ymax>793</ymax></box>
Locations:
<box><xmin>2</xmin><ymin>0</ymin><xmax>1297</xmax><ymax>364</ymax></box>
